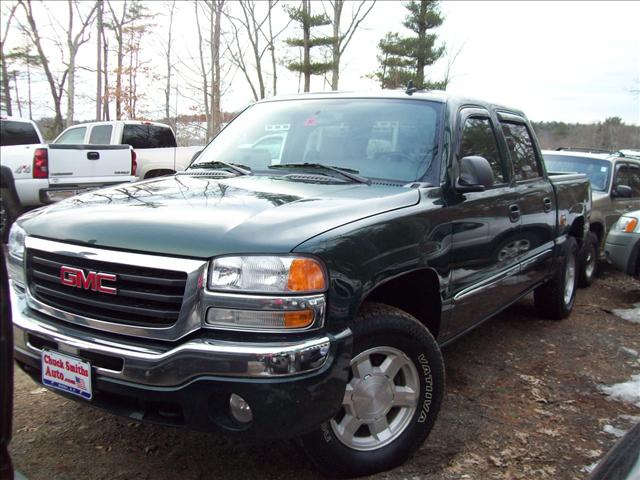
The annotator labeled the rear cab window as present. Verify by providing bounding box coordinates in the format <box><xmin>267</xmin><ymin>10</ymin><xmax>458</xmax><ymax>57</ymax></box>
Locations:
<box><xmin>0</xmin><ymin>120</ymin><xmax>41</xmax><ymax>146</ymax></box>
<box><xmin>500</xmin><ymin>122</ymin><xmax>542</xmax><ymax>181</ymax></box>
<box><xmin>55</xmin><ymin>127</ymin><xmax>87</xmax><ymax>145</ymax></box>
<box><xmin>89</xmin><ymin>125</ymin><xmax>113</xmax><ymax>144</ymax></box>
<box><xmin>122</xmin><ymin>124</ymin><xmax>177</xmax><ymax>149</ymax></box>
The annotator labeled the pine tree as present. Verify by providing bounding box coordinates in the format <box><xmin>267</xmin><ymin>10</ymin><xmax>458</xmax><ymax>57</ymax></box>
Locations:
<box><xmin>285</xmin><ymin>0</ymin><xmax>333</xmax><ymax>92</ymax></box>
<box><xmin>373</xmin><ymin>0</ymin><xmax>445</xmax><ymax>90</ymax></box>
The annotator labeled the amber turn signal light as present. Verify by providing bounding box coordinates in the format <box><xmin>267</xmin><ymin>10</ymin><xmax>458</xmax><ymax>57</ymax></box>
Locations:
<box><xmin>287</xmin><ymin>258</ymin><xmax>326</xmax><ymax>292</ymax></box>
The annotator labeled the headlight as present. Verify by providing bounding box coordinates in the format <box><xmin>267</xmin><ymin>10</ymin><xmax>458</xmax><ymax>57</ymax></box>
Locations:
<box><xmin>616</xmin><ymin>215</ymin><xmax>640</xmax><ymax>233</ymax></box>
<box><xmin>8</xmin><ymin>223</ymin><xmax>26</xmax><ymax>260</ymax></box>
<box><xmin>209</xmin><ymin>255</ymin><xmax>326</xmax><ymax>293</ymax></box>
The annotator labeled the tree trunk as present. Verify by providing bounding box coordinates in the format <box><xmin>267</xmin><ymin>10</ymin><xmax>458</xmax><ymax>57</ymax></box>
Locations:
<box><xmin>268</xmin><ymin>0</ymin><xmax>277</xmax><ymax>96</ymax></box>
<box><xmin>212</xmin><ymin>0</ymin><xmax>223</xmax><ymax>133</ymax></box>
<box><xmin>66</xmin><ymin>0</ymin><xmax>75</xmax><ymax>127</ymax></box>
<box><xmin>415</xmin><ymin>0</ymin><xmax>427</xmax><ymax>88</ymax></box>
<box><xmin>96</xmin><ymin>0</ymin><xmax>102</xmax><ymax>121</ymax></box>
<box><xmin>194</xmin><ymin>1</ymin><xmax>210</xmax><ymax>138</ymax></box>
<box><xmin>20</xmin><ymin>0</ymin><xmax>64</xmax><ymax>132</ymax></box>
<box><xmin>165</xmin><ymin>1</ymin><xmax>175</xmax><ymax>123</ymax></box>
<box><xmin>302</xmin><ymin>0</ymin><xmax>310</xmax><ymax>92</ymax></box>
<box><xmin>102</xmin><ymin>29</ymin><xmax>109</xmax><ymax>120</ymax></box>
<box><xmin>331</xmin><ymin>0</ymin><xmax>342</xmax><ymax>91</ymax></box>
<box><xmin>12</xmin><ymin>72</ymin><xmax>22</xmax><ymax>116</ymax></box>
<box><xmin>0</xmin><ymin>48</ymin><xmax>11</xmax><ymax>115</ymax></box>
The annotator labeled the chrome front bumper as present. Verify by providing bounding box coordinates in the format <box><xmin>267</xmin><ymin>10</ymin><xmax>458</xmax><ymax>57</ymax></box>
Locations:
<box><xmin>12</xmin><ymin>284</ymin><xmax>346</xmax><ymax>386</ymax></box>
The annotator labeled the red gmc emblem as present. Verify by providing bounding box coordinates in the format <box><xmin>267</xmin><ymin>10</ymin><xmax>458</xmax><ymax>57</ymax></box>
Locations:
<box><xmin>59</xmin><ymin>266</ymin><xmax>117</xmax><ymax>295</ymax></box>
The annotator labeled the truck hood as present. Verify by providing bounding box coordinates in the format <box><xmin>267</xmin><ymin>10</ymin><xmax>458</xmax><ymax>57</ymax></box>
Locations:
<box><xmin>20</xmin><ymin>174</ymin><xmax>420</xmax><ymax>258</ymax></box>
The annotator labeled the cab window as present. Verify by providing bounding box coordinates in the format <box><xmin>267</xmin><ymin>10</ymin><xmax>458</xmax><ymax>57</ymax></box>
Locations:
<box><xmin>500</xmin><ymin>122</ymin><xmax>541</xmax><ymax>181</ymax></box>
<box><xmin>55</xmin><ymin>127</ymin><xmax>86</xmax><ymax>144</ymax></box>
<box><xmin>459</xmin><ymin>117</ymin><xmax>506</xmax><ymax>185</ymax></box>
<box><xmin>89</xmin><ymin>125</ymin><xmax>113</xmax><ymax>144</ymax></box>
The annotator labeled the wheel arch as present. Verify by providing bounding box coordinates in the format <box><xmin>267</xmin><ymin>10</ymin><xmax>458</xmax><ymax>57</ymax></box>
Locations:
<box><xmin>358</xmin><ymin>268</ymin><xmax>442</xmax><ymax>339</ymax></box>
<box><xmin>143</xmin><ymin>169</ymin><xmax>176</xmax><ymax>179</ymax></box>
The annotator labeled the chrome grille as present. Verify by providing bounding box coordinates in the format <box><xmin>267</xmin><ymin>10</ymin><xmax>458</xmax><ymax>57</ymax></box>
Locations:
<box><xmin>27</xmin><ymin>249</ymin><xmax>187</xmax><ymax>327</ymax></box>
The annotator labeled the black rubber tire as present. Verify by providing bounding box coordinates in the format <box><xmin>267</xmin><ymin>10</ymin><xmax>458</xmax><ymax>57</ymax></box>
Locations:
<box><xmin>0</xmin><ymin>187</ymin><xmax>20</xmax><ymax>244</ymax></box>
<box><xmin>577</xmin><ymin>232</ymin><xmax>599</xmax><ymax>287</ymax></box>
<box><xmin>534</xmin><ymin>236</ymin><xmax>579</xmax><ymax>320</ymax></box>
<box><xmin>300</xmin><ymin>303</ymin><xmax>445</xmax><ymax>478</ymax></box>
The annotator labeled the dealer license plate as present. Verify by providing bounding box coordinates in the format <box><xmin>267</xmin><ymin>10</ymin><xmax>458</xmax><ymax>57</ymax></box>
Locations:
<box><xmin>41</xmin><ymin>350</ymin><xmax>92</xmax><ymax>400</ymax></box>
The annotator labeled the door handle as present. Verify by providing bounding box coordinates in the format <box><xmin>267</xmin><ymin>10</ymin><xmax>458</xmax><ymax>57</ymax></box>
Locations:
<box><xmin>543</xmin><ymin>197</ymin><xmax>552</xmax><ymax>212</ymax></box>
<box><xmin>509</xmin><ymin>204</ymin><xmax>520</xmax><ymax>222</ymax></box>
<box><xmin>87</xmin><ymin>151</ymin><xmax>100</xmax><ymax>160</ymax></box>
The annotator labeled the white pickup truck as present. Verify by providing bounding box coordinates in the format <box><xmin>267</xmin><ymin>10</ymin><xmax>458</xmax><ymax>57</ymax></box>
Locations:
<box><xmin>0</xmin><ymin>116</ymin><xmax>136</xmax><ymax>240</ymax></box>
<box><xmin>53</xmin><ymin>120</ymin><xmax>203</xmax><ymax>179</ymax></box>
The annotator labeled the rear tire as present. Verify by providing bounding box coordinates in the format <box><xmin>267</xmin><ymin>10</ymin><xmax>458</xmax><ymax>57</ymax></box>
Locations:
<box><xmin>577</xmin><ymin>232</ymin><xmax>598</xmax><ymax>287</ymax></box>
<box><xmin>300</xmin><ymin>303</ymin><xmax>445</xmax><ymax>478</ymax></box>
<box><xmin>534</xmin><ymin>236</ymin><xmax>578</xmax><ymax>320</ymax></box>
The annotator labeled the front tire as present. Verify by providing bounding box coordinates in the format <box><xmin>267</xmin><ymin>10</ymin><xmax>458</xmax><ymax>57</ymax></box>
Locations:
<box><xmin>300</xmin><ymin>304</ymin><xmax>445</xmax><ymax>478</ymax></box>
<box><xmin>534</xmin><ymin>236</ymin><xmax>579</xmax><ymax>320</ymax></box>
<box><xmin>577</xmin><ymin>232</ymin><xmax>599</xmax><ymax>287</ymax></box>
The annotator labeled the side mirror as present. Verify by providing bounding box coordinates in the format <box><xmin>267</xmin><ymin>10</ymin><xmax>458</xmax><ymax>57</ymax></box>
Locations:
<box><xmin>190</xmin><ymin>150</ymin><xmax>202</xmax><ymax>163</ymax></box>
<box><xmin>455</xmin><ymin>156</ymin><xmax>495</xmax><ymax>193</ymax></box>
<box><xmin>612</xmin><ymin>184</ymin><xmax>632</xmax><ymax>198</ymax></box>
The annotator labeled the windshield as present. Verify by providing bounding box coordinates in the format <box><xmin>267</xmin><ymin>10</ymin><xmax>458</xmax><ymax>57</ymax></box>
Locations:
<box><xmin>544</xmin><ymin>154</ymin><xmax>611</xmax><ymax>192</ymax></box>
<box><xmin>190</xmin><ymin>98</ymin><xmax>442</xmax><ymax>183</ymax></box>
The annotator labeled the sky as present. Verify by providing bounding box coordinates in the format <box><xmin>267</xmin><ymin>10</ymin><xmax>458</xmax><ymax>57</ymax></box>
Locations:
<box><xmin>3</xmin><ymin>0</ymin><xmax>640</xmax><ymax>126</ymax></box>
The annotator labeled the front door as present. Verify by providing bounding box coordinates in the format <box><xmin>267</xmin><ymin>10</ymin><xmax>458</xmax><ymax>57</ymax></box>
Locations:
<box><xmin>445</xmin><ymin>109</ymin><xmax>522</xmax><ymax>339</ymax></box>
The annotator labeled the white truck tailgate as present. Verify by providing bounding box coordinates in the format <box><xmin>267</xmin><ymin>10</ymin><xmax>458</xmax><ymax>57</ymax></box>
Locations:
<box><xmin>48</xmin><ymin>144</ymin><xmax>133</xmax><ymax>185</ymax></box>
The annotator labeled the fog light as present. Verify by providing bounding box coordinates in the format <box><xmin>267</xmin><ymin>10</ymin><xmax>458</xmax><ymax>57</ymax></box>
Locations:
<box><xmin>229</xmin><ymin>393</ymin><xmax>253</xmax><ymax>424</ymax></box>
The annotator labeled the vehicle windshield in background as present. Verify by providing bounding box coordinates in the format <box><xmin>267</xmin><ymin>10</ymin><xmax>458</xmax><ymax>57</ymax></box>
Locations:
<box><xmin>544</xmin><ymin>154</ymin><xmax>611</xmax><ymax>192</ymax></box>
<box><xmin>190</xmin><ymin>99</ymin><xmax>442</xmax><ymax>183</ymax></box>
<box><xmin>0</xmin><ymin>120</ymin><xmax>41</xmax><ymax>146</ymax></box>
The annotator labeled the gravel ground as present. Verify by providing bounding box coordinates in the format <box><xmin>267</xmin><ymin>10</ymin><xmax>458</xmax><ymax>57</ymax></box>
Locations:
<box><xmin>9</xmin><ymin>265</ymin><xmax>640</xmax><ymax>480</ymax></box>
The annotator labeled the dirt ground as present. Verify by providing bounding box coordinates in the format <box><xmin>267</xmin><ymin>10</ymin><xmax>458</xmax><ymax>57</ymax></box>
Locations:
<box><xmin>9</xmin><ymin>265</ymin><xmax>640</xmax><ymax>480</ymax></box>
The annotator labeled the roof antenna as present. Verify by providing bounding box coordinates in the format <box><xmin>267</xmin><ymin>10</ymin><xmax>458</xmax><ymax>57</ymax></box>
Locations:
<box><xmin>406</xmin><ymin>80</ymin><xmax>418</xmax><ymax>96</ymax></box>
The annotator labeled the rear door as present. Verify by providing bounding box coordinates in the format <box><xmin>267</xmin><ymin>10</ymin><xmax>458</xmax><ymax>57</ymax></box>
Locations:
<box><xmin>47</xmin><ymin>144</ymin><xmax>133</xmax><ymax>185</ymax></box>
<box><xmin>498</xmin><ymin>114</ymin><xmax>556</xmax><ymax>288</ymax></box>
<box><xmin>446</xmin><ymin>108</ymin><xmax>523</xmax><ymax>337</ymax></box>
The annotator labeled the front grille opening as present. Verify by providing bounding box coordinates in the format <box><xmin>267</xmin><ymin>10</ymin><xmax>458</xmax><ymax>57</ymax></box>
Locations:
<box><xmin>78</xmin><ymin>349</ymin><xmax>124</xmax><ymax>372</ymax></box>
<box><xmin>27</xmin><ymin>248</ymin><xmax>188</xmax><ymax>328</ymax></box>
<box><xmin>27</xmin><ymin>333</ymin><xmax>57</xmax><ymax>352</ymax></box>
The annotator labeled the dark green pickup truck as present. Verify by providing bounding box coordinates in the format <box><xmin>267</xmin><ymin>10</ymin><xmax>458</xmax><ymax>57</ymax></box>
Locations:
<box><xmin>8</xmin><ymin>91</ymin><xmax>590</xmax><ymax>477</ymax></box>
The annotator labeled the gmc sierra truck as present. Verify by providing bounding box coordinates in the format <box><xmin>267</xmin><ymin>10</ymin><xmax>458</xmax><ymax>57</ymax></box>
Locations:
<box><xmin>9</xmin><ymin>91</ymin><xmax>590</xmax><ymax>477</ymax></box>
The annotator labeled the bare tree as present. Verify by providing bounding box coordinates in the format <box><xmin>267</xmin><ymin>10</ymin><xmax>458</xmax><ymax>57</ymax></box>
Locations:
<box><xmin>106</xmin><ymin>0</ymin><xmax>129</xmax><ymax>119</ymax></box>
<box><xmin>164</xmin><ymin>0</ymin><xmax>176</xmax><ymax>123</ymax></box>
<box><xmin>326</xmin><ymin>0</ymin><xmax>375</xmax><ymax>91</ymax></box>
<box><xmin>96</xmin><ymin>0</ymin><xmax>103</xmax><ymax>120</ymax></box>
<box><xmin>440</xmin><ymin>41</ymin><xmax>465</xmax><ymax>90</ymax></box>
<box><xmin>64</xmin><ymin>0</ymin><xmax>98</xmax><ymax>127</ymax></box>
<box><xmin>18</xmin><ymin>0</ymin><xmax>68</xmax><ymax>133</ymax></box>
<box><xmin>226</xmin><ymin>1</ymin><xmax>290</xmax><ymax>100</ymax></box>
<box><xmin>194</xmin><ymin>0</ymin><xmax>225</xmax><ymax>138</ymax></box>
<box><xmin>0</xmin><ymin>2</ymin><xmax>18</xmax><ymax>115</ymax></box>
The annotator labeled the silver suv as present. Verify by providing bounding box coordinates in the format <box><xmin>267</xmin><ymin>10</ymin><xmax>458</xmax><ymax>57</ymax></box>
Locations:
<box><xmin>543</xmin><ymin>149</ymin><xmax>640</xmax><ymax>285</ymax></box>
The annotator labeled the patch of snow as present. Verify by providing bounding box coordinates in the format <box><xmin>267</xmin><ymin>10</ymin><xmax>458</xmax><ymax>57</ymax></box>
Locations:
<box><xmin>581</xmin><ymin>461</ymin><xmax>599</xmax><ymax>474</ymax></box>
<box><xmin>620</xmin><ymin>414</ymin><xmax>640</xmax><ymax>423</ymax></box>
<box><xmin>603</xmin><ymin>424</ymin><xmax>627</xmax><ymax>438</ymax></box>
<box><xmin>620</xmin><ymin>346</ymin><xmax>639</xmax><ymax>357</ymax></box>
<box><xmin>612</xmin><ymin>303</ymin><xmax>640</xmax><ymax>323</ymax></box>
<box><xmin>599</xmin><ymin>374</ymin><xmax>640</xmax><ymax>408</ymax></box>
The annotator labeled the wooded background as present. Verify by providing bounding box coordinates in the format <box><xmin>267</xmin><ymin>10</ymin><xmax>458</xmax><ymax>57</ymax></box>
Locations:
<box><xmin>1</xmin><ymin>0</ymin><xmax>638</xmax><ymax>149</ymax></box>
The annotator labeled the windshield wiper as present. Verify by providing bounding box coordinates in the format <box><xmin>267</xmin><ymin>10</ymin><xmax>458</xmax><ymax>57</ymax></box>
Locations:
<box><xmin>269</xmin><ymin>163</ymin><xmax>370</xmax><ymax>184</ymax></box>
<box><xmin>189</xmin><ymin>161</ymin><xmax>252</xmax><ymax>176</ymax></box>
